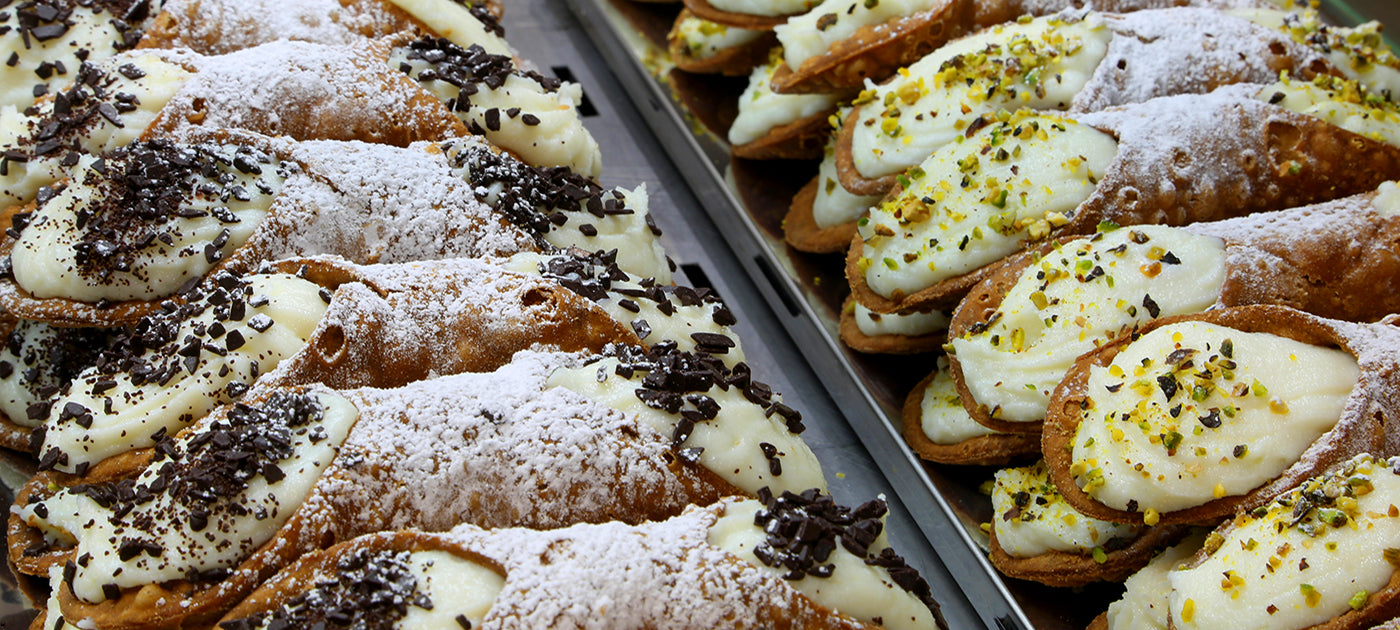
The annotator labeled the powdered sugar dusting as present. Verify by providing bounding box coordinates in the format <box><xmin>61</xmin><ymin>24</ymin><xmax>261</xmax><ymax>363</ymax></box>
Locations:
<box><xmin>148</xmin><ymin>0</ymin><xmax>413</xmax><ymax>55</ymax></box>
<box><xmin>312</xmin><ymin>350</ymin><xmax>725</xmax><ymax>532</ymax></box>
<box><xmin>1071</xmin><ymin>9</ymin><xmax>1324</xmax><ymax>113</ymax></box>
<box><xmin>446</xmin><ymin>500</ymin><xmax>865</xmax><ymax>629</ymax></box>
<box><xmin>265</xmin><ymin>140</ymin><xmax>535</xmax><ymax>262</ymax></box>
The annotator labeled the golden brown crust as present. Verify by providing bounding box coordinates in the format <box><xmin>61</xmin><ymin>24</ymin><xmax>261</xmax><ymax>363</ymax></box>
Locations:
<box><xmin>679</xmin><ymin>0</ymin><xmax>787</xmax><ymax>30</ymax></box>
<box><xmin>1041</xmin><ymin>306</ymin><xmax>1397</xmax><ymax>527</ymax></box>
<box><xmin>219</xmin><ymin>531</ymin><xmax>506</xmax><ymax>626</ymax></box>
<box><xmin>769</xmin><ymin>0</ymin><xmax>970</xmax><ymax>95</ymax></box>
<box><xmin>144</xmin><ymin>36</ymin><xmax>469</xmax><ymax>147</ymax></box>
<box><xmin>900</xmin><ymin>370</ymin><xmax>1039</xmax><ymax>466</ymax></box>
<box><xmin>838</xmin><ymin>296</ymin><xmax>945</xmax><ymax>354</ymax></box>
<box><xmin>988</xmin><ymin>520</ymin><xmax>1189</xmax><ymax>588</ymax></box>
<box><xmin>731</xmin><ymin>107</ymin><xmax>838</xmax><ymax>160</ymax></box>
<box><xmin>784</xmin><ymin>175</ymin><xmax>861</xmax><ymax>253</ymax></box>
<box><xmin>833</xmin><ymin>105</ymin><xmax>898</xmax><ymax>196</ymax></box>
<box><xmin>668</xmin><ymin>10</ymin><xmax>779</xmax><ymax>76</ymax></box>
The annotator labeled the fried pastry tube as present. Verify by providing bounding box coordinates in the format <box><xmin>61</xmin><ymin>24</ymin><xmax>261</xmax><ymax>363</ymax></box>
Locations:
<box><xmin>26</xmin><ymin>256</ymin><xmax>636</xmax><ymax>474</ymax></box>
<box><xmin>220</xmin><ymin>493</ymin><xmax>945</xmax><ymax>630</ymax></box>
<box><xmin>1148</xmin><ymin>454</ymin><xmax>1400</xmax><ymax>630</ymax></box>
<box><xmin>784</xmin><ymin>115</ymin><xmax>883</xmax><ymax>254</ymax></box>
<box><xmin>1042</xmin><ymin>306</ymin><xmax>1400</xmax><ymax>528</ymax></box>
<box><xmin>947</xmin><ymin>185</ymin><xmax>1400</xmax><ymax>435</ymax></box>
<box><xmin>847</xmin><ymin>79</ymin><xmax>1400</xmax><ymax>315</ymax></box>
<box><xmin>140</xmin><ymin>0</ymin><xmax>509</xmax><ymax>57</ymax></box>
<box><xmin>833</xmin><ymin>8</ymin><xmax>1335</xmax><ymax>197</ymax></box>
<box><xmin>987</xmin><ymin>460</ymin><xmax>1189</xmax><ymax>587</ymax></box>
<box><xmin>11</xmin><ymin>341</ymin><xmax>827</xmax><ymax>629</ymax></box>
<box><xmin>668</xmin><ymin>10</ymin><xmax>776</xmax><ymax>76</ymax></box>
<box><xmin>901</xmin><ymin>357</ymin><xmax>1037</xmax><ymax>466</ymax></box>
<box><xmin>0</xmin><ymin>41</ymin><xmax>470</xmax><ymax>213</ymax></box>
<box><xmin>728</xmin><ymin>49</ymin><xmax>846</xmax><ymax>160</ymax></box>
<box><xmin>771</xmin><ymin>0</ymin><xmax>1287</xmax><ymax>95</ymax></box>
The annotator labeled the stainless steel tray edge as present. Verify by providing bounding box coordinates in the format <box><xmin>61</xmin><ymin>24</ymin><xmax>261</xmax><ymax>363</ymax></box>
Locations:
<box><xmin>559</xmin><ymin>3</ymin><xmax>1029</xmax><ymax>628</ymax></box>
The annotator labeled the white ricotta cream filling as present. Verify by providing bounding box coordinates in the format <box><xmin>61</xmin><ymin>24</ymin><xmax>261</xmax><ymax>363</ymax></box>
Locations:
<box><xmin>706</xmin><ymin>0</ymin><xmax>813</xmax><ymax>19</ymax></box>
<box><xmin>11</xmin><ymin>147</ymin><xmax>288</xmax><ymax>303</ymax></box>
<box><xmin>42</xmin><ymin>274</ymin><xmax>330</xmax><ymax>472</ymax></box>
<box><xmin>1376</xmin><ymin>181</ymin><xmax>1400</xmax><ymax>216</ymax></box>
<box><xmin>949</xmin><ymin>226</ymin><xmax>1226</xmax><ymax>423</ymax></box>
<box><xmin>854</xmin><ymin>302</ymin><xmax>948</xmax><ymax>337</ymax></box>
<box><xmin>1105</xmin><ymin>532</ymin><xmax>1206</xmax><ymax>630</ymax></box>
<box><xmin>1170</xmin><ymin>454</ymin><xmax>1400</xmax><ymax>630</ymax></box>
<box><xmin>919</xmin><ymin>357</ymin><xmax>997</xmax><ymax>445</ymax></box>
<box><xmin>1</xmin><ymin>54</ymin><xmax>191</xmax><ymax>211</ymax></box>
<box><xmin>812</xmin><ymin>139</ymin><xmax>882</xmax><ymax>228</ymax></box>
<box><xmin>1236</xmin><ymin>8</ymin><xmax>1400</xmax><ymax>100</ymax></box>
<box><xmin>541</xmin><ymin>185</ymin><xmax>673</xmax><ymax>285</ymax></box>
<box><xmin>858</xmin><ymin>112</ymin><xmax>1117</xmax><ymax>300</ymax></box>
<box><xmin>848</xmin><ymin>16</ymin><xmax>1110</xmax><ymax>180</ymax></box>
<box><xmin>728</xmin><ymin>53</ymin><xmax>839</xmax><ymax>146</ymax></box>
<box><xmin>17</xmin><ymin>390</ymin><xmax>357</xmax><ymax>604</ymax></box>
<box><xmin>992</xmin><ymin>460</ymin><xmax>1140</xmax><ymax>557</ymax></box>
<box><xmin>399</xmin><ymin>550</ymin><xmax>504</xmax><ymax>629</ymax></box>
<box><xmin>386</xmin><ymin>0</ymin><xmax>513</xmax><ymax>57</ymax></box>
<box><xmin>776</xmin><ymin>0</ymin><xmax>944</xmax><ymax>71</ymax></box>
<box><xmin>0</xmin><ymin>7</ymin><xmax>127</xmax><ymax>112</ymax></box>
<box><xmin>709</xmin><ymin>499</ymin><xmax>936</xmax><ymax>630</ymax></box>
<box><xmin>1259</xmin><ymin>76</ymin><xmax>1400</xmax><ymax>149</ymax></box>
<box><xmin>391</xmin><ymin>49</ymin><xmax>602</xmax><ymax>178</ymax></box>
<box><xmin>673</xmin><ymin>15</ymin><xmax>765</xmax><ymax>60</ymax></box>
<box><xmin>1071</xmin><ymin>321</ymin><xmax>1358</xmax><ymax>513</ymax></box>
<box><xmin>0</xmin><ymin>320</ymin><xmax>110</xmax><ymax>429</ymax></box>
<box><xmin>548</xmin><ymin>357</ymin><xmax>825</xmax><ymax>496</ymax></box>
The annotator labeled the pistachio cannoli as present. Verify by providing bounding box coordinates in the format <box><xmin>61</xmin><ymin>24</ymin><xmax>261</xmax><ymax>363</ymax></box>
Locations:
<box><xmin>729</xmin><ymin>49</ymin><xmax>846</xmax><ymax>160</ymax></box>
<box><xmin>846</xmin><ymin>78</ymin><xmax>1400</xmax><ymax>315</ymax></box>
<box><xmin>11</xmin><ymin>341</ymin><xmax>825</xmax><ymax>629</ymax></box>
<box><xmin>668</xmin><ymin>10</ymin><xmax>776</xmax><ymax>76</ymax></box>
<box><xmin>220</xmin><ymin>493</ymin><xmax>944</xmax><ymax>630</ymax></box>
<box><xmin>947</xmin><ymin>186</ymin><xmax>1400</xmax><ymax>435</ymax></box>
<box><xmin>1090</xmin><ymin>531</ymin><xmax>1209</xmax><ymax>630</ymax></box>
<box><xmin>784</xmin><ymin>119</ymin><xmax>882</xmax><ymax>253</ymax></box>
<box><xmin>901</xmin><ymin>357</ymin><xmax>1037</xmax><ymax>465</ymax></box>
<box><xmin>1042</xmin><ymin>306</ymin><xmax>1400</xmax><ymax>527</ymax></box>
<box><xmin>838</xmin><ymin>296</ymin><xmax>949</xmax><ymax>354</ymax></box>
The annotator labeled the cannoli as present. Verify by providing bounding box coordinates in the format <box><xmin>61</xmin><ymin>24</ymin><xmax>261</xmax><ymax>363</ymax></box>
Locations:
<box><xmin>768</xmin><ymin>0</ymin><xmax>968</xmax><ymax>95</ymax></box>
<box><xmin>0</xmin><ymin>318</ymin><xmax>113</xmax><ymax>453</ymax></box>
<box><xmin>901</xmin><ymin>357</ymin><xmax>1037</xmax><ymax>465</ymax></box>
<box><xmin>392</xmin><ymin>34</ymin><xmax>604</xmax><ymax>177</ymax></box>
<box><xmin>847</xmin><ymin>79</ymin><xmax>1400</xmax><ymax>315</ymax></box>
<box><xmin>988</xmin><ymin>460</ymin><xmax>1187</xmax><ymax>587</ymax></box>
<box><xmin>729</xmin><ymin>49</ymin><xmax>845</xmax><ymax>160</ymax></box>
<box><xmin>838</xmin><ymin>296</ymin><xmax>949</xmax><ymax>354</ymax></box>
<box><xmin>833</xmin><ymin>8</ymin><xmax>1333</xmax><ymax>198</ymax></box>
<box><xmin>29</xmin><ymin>256</ymin><xmax>637</xmax><ymax>474</ymax></box>
<box><xmin>679</xmin><ymin>0</ymin><xmax>799</xmax><ymax>31</ymax></box>
<box><xmin>502</xmin><ymin>248</ymin><xmax>745</xmax><ymax>362</ymax></box>
<box><xmin>221</xmin><ymin>493</ymin><xmax>945</xmax><ymax>630</ymax></box>
<box><xmin>140</xmin><ymin>0</ymin><xmax>512</xmax><ymax>58</ymax></box>
<box><xmin>12</xmin><ymin>343</ymin><xmax>824</xmax><ymax>628</ymax></box>
<box><xmin>668</xmin><ymin>10</ymin><xmax>776</xmax><ymax>76</ymax></box>
<box><xmin>948</xmin><ymin>187</ymin><xmax>1400</xmax><ymax>435</ymax></box>
<box><xmin>0</xmin><ymin>0</ymin><xmax>158</xmax><ymax>112</ymax></box>
<box><xmin>1160</xmin><ymin>454</ymin><xmax>1400</xmax><ymax>630</ymax></box>
<box><xmin>1089</xmin><ymin>530</ymin><xmax>1209</xmax><ymax>630</ymax></box>
<box><xmin>0</xmin><ymin>42</ymin><xmax>470</xmax><ymax>214</ymax></box>
<box><xmin>784</xmin><ymin>122</ymin><xmax>883</xmax><ymax>253</ymax></box>
<box><xmin>1042</xmin><ymin>306</ymin><xmax>1400</xmax><ymax>527</ymax></box>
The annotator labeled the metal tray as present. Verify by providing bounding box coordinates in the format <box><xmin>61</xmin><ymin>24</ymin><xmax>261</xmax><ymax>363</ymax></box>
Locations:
<box><xmin>0</xmin><ymin>0</ymin><xmax>981</xmax><ymax>627</ymax></box>
<box><xmin>557</xmin><ymin>1</ymin><xmax>1390</xmax><ymax>628</ymax></box>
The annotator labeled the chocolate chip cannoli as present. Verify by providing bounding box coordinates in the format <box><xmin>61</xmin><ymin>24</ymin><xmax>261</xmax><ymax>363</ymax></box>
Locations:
<box><xmin>219</xmin><ymin>493</ymin><xmax>944</xmax><ymax>630</ymax></box>
<box><xmin>1042</xmin><ymin>306</ymin><xmax>1400</xmax><ymax>528</ymax></box>
<box><xmin>25</xmin><ymin>256</ymin><xmax>637</xmax><ymax>475</ymax></box>
<box><xmin>947</xmin><ymin>185</ymin><xmax>1400</xmax><ymax>436</ymax></box>
<box><xmin>0</xmin><ymin>0</ymin><xmax>159</xmax><ymax>113</ymax></box>
<box><xmin>668</xmin><ymin>10</ymin><xmax>777</xmax><ymax>76</ymax></box>
<box><xmin>846</xmin><ymin>78</ymin><xmax>1400</xmax><ymax>316</ymax></box>
<box><xmin>0</xmin><ymin>318</ymin><xmax>113</xmax><ymax>453</ymax></box>
<box><xmin>11</xmin><ymin>338</ymin><xmax>826</xmax><ymax>629</ymax></box>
